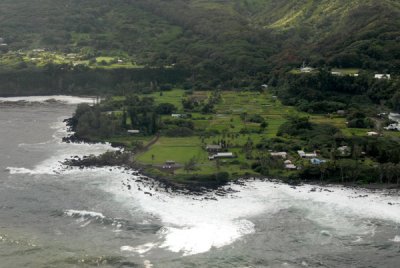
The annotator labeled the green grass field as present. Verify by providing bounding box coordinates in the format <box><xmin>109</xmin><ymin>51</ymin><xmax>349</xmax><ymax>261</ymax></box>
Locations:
<box><xmin>0</xmin><ymin>50</ymin><xmax>143</xmax><ymax>70</ymax></box>
<box><xmin>112</xmin><ymin>88</ymin><xmax>399</xmax><ymax>179</ymax></box>
<box><xmin>331</xmin><ymin>68</ymin><xmax>359</xmax><ymax>75</ymax></box>
<box><xmin>137</xmin><ymin>137</ymin><xmax>207</xmax><ymax>164</ymax></box>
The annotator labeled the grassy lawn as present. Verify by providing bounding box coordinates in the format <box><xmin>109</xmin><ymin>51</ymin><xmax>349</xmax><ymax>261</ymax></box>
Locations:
<box><xmin>144</xmin><ymin>89</ymin><xmax>186</xmax><ymax>110</ymax></box>
<box><xmin>136</xmin><ymin>137</ymin><xmax>208</xmax><ymax>165</ymax></box>
<box><xmin>331</xmin><ymin>68</ymin><xmax>359</xmax><ymax>75</ymax></box>
<box><xmin>105</xmin><ymin>88</ymin><xmax>400</xmax><ymax>180</ymax></box>
<box><xmin>136</xmin><ymin>136</ymin><xmax>258</xmax><ymax>175</ymax></box>
<box><xmin>136</xmin><ymin>89</ymin><xmax>381</xmax><ymax>168</ymax></box>
<box><xmin>97</xmin><ymin>135</ymin><xmax>152</xmax><ymax>149</ymax></box>
<box><xmin>0</xmin><ymin>50</ymin><xmax>143</xmax><ymax>70</ymax></box>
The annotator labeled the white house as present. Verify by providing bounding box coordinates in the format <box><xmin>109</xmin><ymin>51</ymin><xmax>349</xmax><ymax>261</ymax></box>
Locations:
<box><xmin>337</xmin><ymin>146</ymin><xmax>350</xmax><ymax>156</ymax></box>
<box><xmin>300</xmin><ymin>61</ymin><xmax>314</xmax><ymax>73</ymax></box>
<box><xmin>298</xmin><ymin>150</ymin><xmax>318</xmax><ymax>158</ymax></box>
<box><xmin>300</xmin><ymin>67</ymin><xmax>314</xmax><ymax>73</ymax></box>
<box><xmin>374</xmin><ymin>74</ymin><xmax>391</xmax><ymax>80</ymax></box>
<box><xmin>163</xmin><ymin>160</ymin><xmax>176</xmax><ymax>169</ymax></box>
<box><xmin>367</xmin><ymin>131</ymin><xmax>379</xmax><ymax>136</ymax></box>
<box><xmin>270</xmin><ymin>152</ymin><xmax>288</xmax><ymax>159</ymax></box>
<box><xmin>171</xmin><ymin>114</ymin><xmax>187</xmax><ymax>118</ymax></box>
<box><xmin>209</xmin><ymin>152</ymin><xmax>234</xmax><ymax>160</ymax></box>
<box><xmin>285</xmin><ymin>164</ymin><xmax>297</xmax><ymax>170</ymax></box>
<box><xmin>337</xmin><ymin>110</ymin><xmax>346</xmax><ymax>115</ymax></box>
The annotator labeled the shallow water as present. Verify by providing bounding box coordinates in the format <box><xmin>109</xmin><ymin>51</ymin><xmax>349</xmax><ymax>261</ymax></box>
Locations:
<box><xmin>1</xmin><ymin>97</ymin><xmax>400</xmax><ymax>268</ymax></box>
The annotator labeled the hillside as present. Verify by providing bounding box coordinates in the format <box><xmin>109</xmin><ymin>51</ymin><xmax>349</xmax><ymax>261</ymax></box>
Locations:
<box><xmin>0</xmin><ymin>0</ymin><xmax>399</xmax><ymax>85</ymax></box>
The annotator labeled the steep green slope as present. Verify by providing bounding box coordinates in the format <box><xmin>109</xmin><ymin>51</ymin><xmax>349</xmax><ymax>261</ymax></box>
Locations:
<box><xmin>0</xmin><ymin>0</ymin><xmax>182</xmax><ymax>63</ymax></box>
<box><xmin>0</xmin><ymin>0</ymin><xmax>399</xmax><ymax>85</ymax></box>
<box><xmin>233</xmin><ymin>0</ymin><xmax>400</xmax><ymax>69</ymax></box>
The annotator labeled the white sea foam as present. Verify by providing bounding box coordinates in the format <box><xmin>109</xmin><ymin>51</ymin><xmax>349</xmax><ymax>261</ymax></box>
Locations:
<box><xmin>7</xmin><ymin>142</ymin><xmax>115</xmax><ymax>175</ymax></box>
<box><xmin>103</xmin><ymin>176</ymin><xmax>400</xmax><ymax>256</ymax></box>
<box><xmin>7</xmin><ymin>116</ymin><xmax>117</xmax><ymax>176</ymax></box>
<box><xmin>6</xmin><ymin>167</ymin><xmax>44</xmax><ymax>175</ymax></box>
<box><xmin>64</xmin><ymin>209</ymin><xmax>105</xmax><ymax>219</ymax></box>
<box><xmin>0</xmin><ymin>95</ymin><xmax>95</xmax><ymax>105</ymax></box>
<box><xmin>120</xmin><ymin>243</ymin><xmax>158</xmax><ymax>255</ymax></box>
<box><xmin>143</xmin><ymin>260</ymin><xmax>154</xmax><ymax>268</ymax></box>
<box><xmin>390</xmin><ymin>235</ymin><xmax>400</xmax><ymax>243</ymax></box>
<box><xmin>9</xmin><ymin>113</ymin><xmax>400</xmax><ymax>257</ymax></box>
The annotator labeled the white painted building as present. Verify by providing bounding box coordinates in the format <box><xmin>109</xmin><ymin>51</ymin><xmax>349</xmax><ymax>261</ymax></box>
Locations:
<box><xmin>298</xmin><ymin>150</ymin><xmax>317</xmax><ymax>158</ymax></box>
<box><xmin>208</xmin><ymin>152</ymin><xmax>234</xmax><ymax>160</ymax></box>
<box><xmin>367</xmin><ymin>131</ymin><xmax>379</xmax><ymax>136</ymax></box>
<box><xmin>374</xmin><ymin>74</ymin><xmax>391</xmax><ymax>80</ymax></box>
<box><xmin>285</xmin><ymin>164</ymin><xmax>297</xmax><ymax>170</ymax></box>
<box><xmin>270</xmin><ymin>152</ymin><xmax>288</xmax><ymax>159</ymax></box>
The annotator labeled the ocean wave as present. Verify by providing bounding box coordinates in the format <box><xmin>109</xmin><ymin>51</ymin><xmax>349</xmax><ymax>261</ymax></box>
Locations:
<box><xmin>6</xmin><ymin>167</ymin><xmax>48</xmax><ymax>175</ymax></box>
<box><xmin>64</xmin><ymin>209</ymin><xmax>106</xmax><ymax>219</ymax></box>
<box><xmin>8</xmin><ymin>110</ymin><xmax>400</xmax><ymax>257</ymax></box>
<box><xmin>120</xmin><ymin>243</ymin><xmax>158</xmax><ymax>255</ymax></box>
<box><xmin>390</xmin><ymin>235</ymin><xmax>400</xmax><ymax>243</ymax></box>
<box><xmin>8</xmin><ymin>116</ymin><xmax>118</xmax><ymax>176</ymax></box>
<box><xmin>102</xmin><ymin>174</ymin><xmax>400</xmax><ymax>256</ymax></box>
<box><xmin>0</xmin><ymin>95</ymin><xmax>95</xmax><ymax>105</ymax></box>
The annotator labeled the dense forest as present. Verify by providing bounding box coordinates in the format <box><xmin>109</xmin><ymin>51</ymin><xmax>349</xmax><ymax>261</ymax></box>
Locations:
<box><xmin>0</xmin><ymin>0</ymin><xmax>399</xmax><ymax>94</ymax></box>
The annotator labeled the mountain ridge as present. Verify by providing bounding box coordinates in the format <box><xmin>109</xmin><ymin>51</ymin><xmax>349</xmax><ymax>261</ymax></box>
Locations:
<box><xmin>0</xmin><ymin>0</ymin><xmax>399</xmax><ymax>80</ymax></box>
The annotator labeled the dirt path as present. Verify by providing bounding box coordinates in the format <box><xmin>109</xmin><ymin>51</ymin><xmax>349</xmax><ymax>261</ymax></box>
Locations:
<box><xmin>143</xmin><ymin>133</ymin><xmax>160</xmax><ymax>151</ymax></box>
<box><xmin>133</xmin><ymin>134</ymin><xmax>160</xmax><ymax>162</ymax></box>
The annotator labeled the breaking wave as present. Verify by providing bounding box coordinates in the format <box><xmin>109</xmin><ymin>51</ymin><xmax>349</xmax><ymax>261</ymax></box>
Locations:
<box><xmin>104</xmin><ymin>174</ymin><xmax>400</xmax><ymax>256</ymax></box>
<box><xmin>390</xmin><ymin>235</ymin><xmax>400</xmax><ymax>243</ymax></box>
<box><xmin>64</xmin><ymin>209</ymin><xmax>105</xmax><ymax>219</ymax></box>
<box><xmin>6</xmin><ymin>116</ymin><xmax>117</xmax><ymax>175</ymax></box>
<box><xmin>7</xmin><ymin>112</ymin><xmax>400</xmax><ymax>257</ymax></box>
<box><xmin>0</xmin><ymin>95</ymin><xmax>96</xmax><ymax>105</ymax></box>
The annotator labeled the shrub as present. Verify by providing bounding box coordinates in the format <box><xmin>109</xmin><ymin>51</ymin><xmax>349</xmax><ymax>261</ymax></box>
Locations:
<box><xmin>164</xmin><ymin>127</ymin><xmax>194</xmax><ymax>137</ymax></box>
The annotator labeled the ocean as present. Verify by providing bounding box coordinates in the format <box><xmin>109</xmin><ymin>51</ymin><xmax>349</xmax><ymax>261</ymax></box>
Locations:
<box><xmin>0</xmin><ymin>97</ymin><xmax>399</xmax><ymax>268</ymax></box>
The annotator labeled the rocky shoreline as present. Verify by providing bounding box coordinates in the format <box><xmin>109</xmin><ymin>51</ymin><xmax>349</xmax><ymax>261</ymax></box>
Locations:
<box><xmin>63</xmin><ymin>152</ymin><xmax>400</xmax><ymax>200</ymax></box>
<box><xmin>61</xmin><ymin>117</ymin><xmax>400</xmax><ymax>196</ymax></box>
<box><xmin>63</xmin><ymin>152</ymin><xmax>239</xmax><ymax>194</ymax></box>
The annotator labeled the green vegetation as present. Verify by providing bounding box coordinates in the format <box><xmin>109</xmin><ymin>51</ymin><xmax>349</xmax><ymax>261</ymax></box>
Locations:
<box><xmin>69</xmin><ymin>85</ymin><xmax>400</xmax><ymax>186</ymax></box>
<box><xmin>1</xmin><ymin>1</ymin><xmax>400</xmax><ymax>185</ymax></box>
<box><xmin>1</xmin><ymin>0</ymin><xmax>400</xmax><ymax>95</ymax></box>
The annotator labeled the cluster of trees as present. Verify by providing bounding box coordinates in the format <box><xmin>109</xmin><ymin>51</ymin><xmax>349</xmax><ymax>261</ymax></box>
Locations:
<box><xmin>347</xmin><ymin>111</ymin><xmax>374</xmax><ymax>129</ymax></box>
<box><xmin>70</xmin><ymin>104</ymin><xmax>124</xmax><ymax>140</ymax></box>
<box><xmin>182</xmin><ymin>90</ymin><xmax>222</xmax><ymax>114</ymax></box>
<box><xmin>0</xmin><ymin>64</ymin><xmax>188</xmax><ymax>96</ymax></box>
<box><xmin>296</xmin><ymin>159</ymin><xmax>400</xmax><ymax>185</ymax></box>
<box><xmin>124</xmin><ymin>95</ymin><xmax>160</xmax><ymax>135</ymax></box>
<box><xmin>278</xmin><ymin>71</ymin><xmax>399</xmax><ymax>114</ymax></box>
<box><xmin>72</xmin><ymin>94</ymin><xmax>201</xmax><ymax>139</ymax></box>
